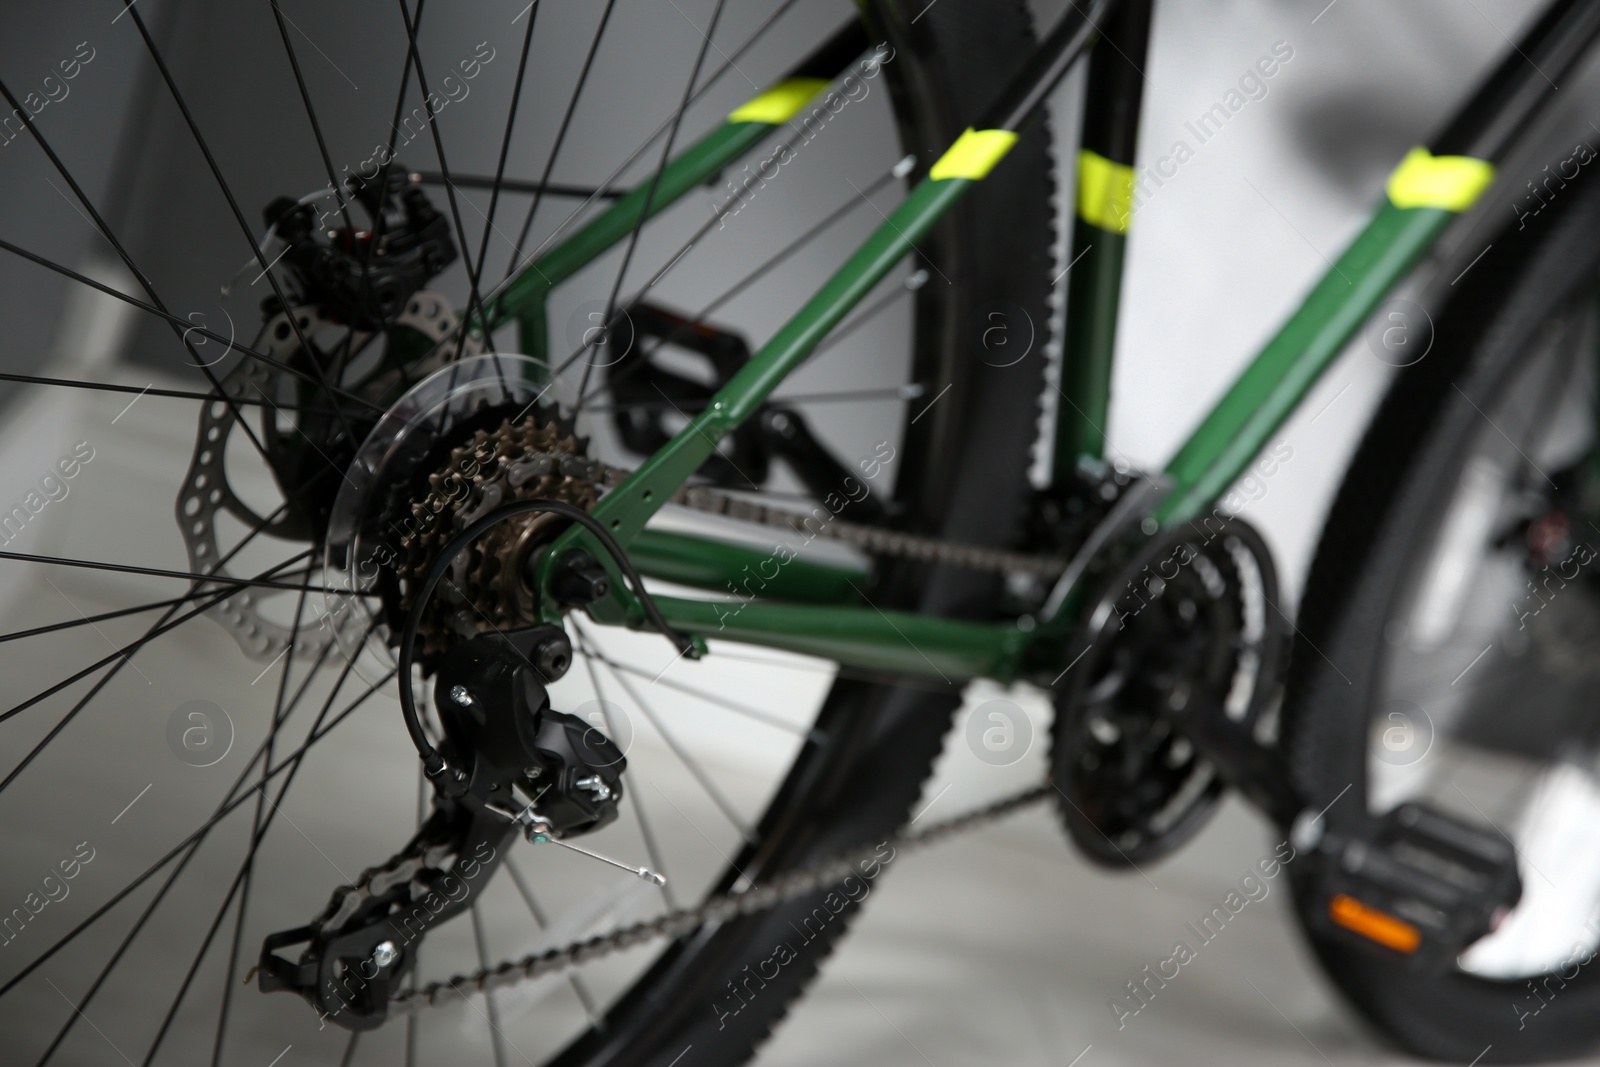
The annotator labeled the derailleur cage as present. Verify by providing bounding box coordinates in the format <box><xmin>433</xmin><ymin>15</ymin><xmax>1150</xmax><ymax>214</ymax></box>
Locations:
<box><xmin>258</xmin><ymin>624</ymin><xmax>628</xmax><ymax>1029</ymax></box>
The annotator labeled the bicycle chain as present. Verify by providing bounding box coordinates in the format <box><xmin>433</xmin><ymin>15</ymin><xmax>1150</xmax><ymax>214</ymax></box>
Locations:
<box><xmin>390</xmin><ymin>784</ymin><xmax>1050</xmax><ymax>1014</ymax></box>
<box><xmin>606</xmin><ymin>461</ymin><xmax>1069</xmax><ymax>577</ymax></box>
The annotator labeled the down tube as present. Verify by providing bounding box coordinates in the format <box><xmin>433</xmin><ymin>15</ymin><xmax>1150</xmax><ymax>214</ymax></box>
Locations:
<box><xmin>1154</xmin><ymin>199</ymin><xmax>1455</xmax><ymax>526</ymax></box>
<box><xmin>1157</xmin><ymin>0</ymin><xmax>1600</xmax><ymax>526</ymax></box>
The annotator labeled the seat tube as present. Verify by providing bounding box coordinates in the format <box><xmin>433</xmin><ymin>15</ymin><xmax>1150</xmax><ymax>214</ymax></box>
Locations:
<box><xmin>1053</xmin><ymin>0</ymin><xmax>1153</xmax><ymax>482</ymax></box>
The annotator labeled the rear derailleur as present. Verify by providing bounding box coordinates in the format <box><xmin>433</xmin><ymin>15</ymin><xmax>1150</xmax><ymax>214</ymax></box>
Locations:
<box><xmin>257</xmin><ymin>624</ymin><xmax>633</xmax><ymax>1031</ymax></box>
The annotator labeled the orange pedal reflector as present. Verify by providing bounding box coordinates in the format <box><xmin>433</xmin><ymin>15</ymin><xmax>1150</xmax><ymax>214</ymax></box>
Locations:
<box><xmin>1329</xmin><ymin>894</ymin><xmax>1421</xmax><ymax>953</ymax></box>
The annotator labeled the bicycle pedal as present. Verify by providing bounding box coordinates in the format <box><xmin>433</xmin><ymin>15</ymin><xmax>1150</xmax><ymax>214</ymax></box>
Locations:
<box><xmin>1308</xmin><ymin>802</ymin><xmax>1522</xmax><ymax>973</ymax></box>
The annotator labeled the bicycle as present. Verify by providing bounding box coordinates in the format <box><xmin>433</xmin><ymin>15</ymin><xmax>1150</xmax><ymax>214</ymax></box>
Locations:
<box><xmin>2</xmin><ymin>0</ymin><xmax>1599</xmax><ymax>1063</ymax></box>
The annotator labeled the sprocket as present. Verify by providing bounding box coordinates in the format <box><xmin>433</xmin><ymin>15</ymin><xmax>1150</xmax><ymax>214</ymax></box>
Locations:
<box><xmin>387</xmin><ymin>412</ymin><xmax>602</xmax><ymax>659</ymax></box>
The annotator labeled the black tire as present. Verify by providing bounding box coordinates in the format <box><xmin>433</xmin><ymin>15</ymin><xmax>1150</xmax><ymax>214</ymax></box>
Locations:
<box><xmin>544</xmin><ymin>3</ymin><xmax>1058</xmax><ymax>1065</ymax></box>
<box><xmin>1284</xmin><ymin>148</ymin><xmax>1600</xmax><ymax>1062</ymax></box>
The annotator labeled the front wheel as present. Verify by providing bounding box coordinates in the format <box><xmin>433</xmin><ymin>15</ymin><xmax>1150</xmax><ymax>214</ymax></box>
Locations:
<box><xmin>1286</xmin><ymin>148</ymin><xmax>1600</xmax><ymax>1062</ymax></box>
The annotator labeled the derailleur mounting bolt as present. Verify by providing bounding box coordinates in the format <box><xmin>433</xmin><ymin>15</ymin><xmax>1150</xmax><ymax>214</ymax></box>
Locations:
<box><xmin>371</xmin><ymin>940</ymin><xmax>399</xmax><ymax>969</ymax></box>
<box><xmin>532</xmin><ymin>630</ymin><xmax>573</xmax><ymax>681</ymax></box>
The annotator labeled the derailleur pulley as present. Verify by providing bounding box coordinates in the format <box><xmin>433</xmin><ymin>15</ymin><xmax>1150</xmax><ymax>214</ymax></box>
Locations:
<box><xmin>258</xmin><ymin>624</ymin><xmax>627</xmax><ymax>1030</ymax></box>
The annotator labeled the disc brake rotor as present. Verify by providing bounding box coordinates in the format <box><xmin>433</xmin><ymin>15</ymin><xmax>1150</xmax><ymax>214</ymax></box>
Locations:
<box><xmin>177</xmin><ymin>292</ymin><xmax>472</xmax><ymax>662</ymax></box>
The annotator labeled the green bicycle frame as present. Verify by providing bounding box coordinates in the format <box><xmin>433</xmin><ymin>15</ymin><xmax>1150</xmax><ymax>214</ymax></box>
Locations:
<box><xmin>473</xmin><ymin>0</ymin><xmax>1594</xmax><ymax>687</ymax></box>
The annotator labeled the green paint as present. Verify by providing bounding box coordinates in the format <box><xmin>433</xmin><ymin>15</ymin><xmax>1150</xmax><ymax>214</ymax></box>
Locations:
<box><xmin>550</xmin><ymin>176</ymin><xmax>971</xmax><ymax>563</ymax></box>
<box><xmin>1055</xmin><ymin>217</ymin><xmax>1128</xmax><ymax>474</ymax></box>
<box><xmin>648</xmin><ymin>593</ymin><xmax>1025</xmax><ymax>682</ymax></box>
<box><xmin>629</xmin><ymin>528</ymin><xmax>867</xmax><ymax>604</ymax></box>
<box><xmin>1157</xmin><ymin>201</ymin><xmax>1454</xmax><ymax>524</ymax></box>
<box><xmin>485</xmin><ymin>123</ymin><xmax>771</xmax><ymax>334</ymax></box>
<box><xmin>479</xmin><ymin>75</ymin><xmax>1471</xmax><ymax>686</ymax></box>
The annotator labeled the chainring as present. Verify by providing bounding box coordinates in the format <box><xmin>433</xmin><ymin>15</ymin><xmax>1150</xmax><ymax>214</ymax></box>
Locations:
<box><xmin>1050</xmin><ymin>516</ymin><xmax>1279</xmax><ymax>866</ymax></box>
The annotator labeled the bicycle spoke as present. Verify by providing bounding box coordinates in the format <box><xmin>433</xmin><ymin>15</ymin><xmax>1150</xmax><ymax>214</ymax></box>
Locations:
<box><xmin>461</xmin><ymin>0</ymin><xmax>540</xmax><ymax>362</ymax></box>
<box><xmin>119</xmin><ymin>0</ymin><xmax>360</xmax><ymax>449</ymax></box>
<box><xmin>568</xmin><ymin>128</ymin><xmax>893</xmax><ymax>418</ymax></box>
<box><xmin>575</xmin><ymin>624</ymin><xmax>751</xmax><ymax>843</ymax></box>
<box><xmin>392</xmin><ymin>0</ymin><xmax>496</xmax><ymax>362</ymax></box>
<box><xmin>807</xmin><ymin>272</ymin><xmax>917</xmax><ymax>362</ymax></box>
<box><xmin>0</xmin><ymin>548</ymin><xmax>331</xmax><ymax>595</ymax></box>
<box><xmin>0</xmin><ymin>1</ymin><xmax>974</xmax><ymax>1055</ymax></box>
<box><xmin>0</xmin><ymin>594</ymin><xmax>195</xmax><ymax>645</ymax></box>
<box><xmin>572</xmin><ymin>629</ymin><xmax>677</xmax><ymax>908</ymax></box>
<box><xmin>208</xmin><ymin>581</ymin><xmax>313</xmax><ymax>1066</ymax></box>
<box><xmin>571</xmin><ymin>165</ymin><xmax>902</xmax><ymax>413</ymax></box>
<box><xmin>580</xmin><ymin>0</ymin><xmax>729</xmax><ymax>405</ymax></box>
<box><xmin>504</xmin><ymin>0</ymin><xmax>620</xmax><ymax>279</ymax></box>
<box><xmin>0</xmin><ymin>662</ymin><xmax>391</xmax><ymax>1006</ymax></box>
<box><xmin>32</xmin><ymin>638</ymin><xmax>339</xmax><ymax>1067</ymax></box>
<box><xmin>502</xmin><ymin>861</ymin><xmax>602</xmax><ymax>1026</ymax></box>
<box><xmin>406</xmin><ymin>766</ymin><xmax>426</xmax><ymax>1066</ymax></box>
<box><xmin>267</xmin><ymin>0</ymin><xmax>354</xmax><ymax>234</ymax></box>
<box><xmin>469</xmin><ymin>903</ymin><xmax>510</xmax><ymax>1067</ymax></box>
<box><xmin>0</xmin><ymin>81</ymin><xmax>277</xmax><ymax>467</ymax></box>
<box><xmin>137</xmin><ymin>651</ymin><xmax>379</xmax><ymax>1065</ymax></box>
<box><xmin>692</xmin><ymin>165</ymin><xmax>904</xmax><ymax>324</ymax></box>
<box><xmin>0</xmin><ymin>235</ymin><xmax>386</xmax><ymax>413</ymax></box>
<box><xmin>0</xmin><ymin>370</ymin><xmax>342</xmax><ymax>415</ymax></box>
<box><xmin>335</xmin><ymin>0</ymin><xmax>432</xmax><ymax>377</ymax></box>
<box><xmin>583</xmin><ymin>383</ymin><xmax>922</xmax><ymax>417</ymax></box>
<box><xmin>417</xmin><ymin>172</ymin><xmax>622</xmax><ymax>201</ymax></box>
<box><xmin>0</xmin><ymin>543</ymin><xmax>308</xmax><ymax>744</ymax></box>
<box><xmin>588</xmin><ymin>652</ymin><xmax>819</xmax><ymax>741</ymax></box>
<box><xmin>504</xmin><ymin>0</ymin><xmax>805</xmax><ymax>283</ymax></box>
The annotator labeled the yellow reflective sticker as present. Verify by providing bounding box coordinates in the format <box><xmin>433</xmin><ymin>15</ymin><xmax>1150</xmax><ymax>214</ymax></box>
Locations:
<box><xmin>1076</xmin><ymin>149</ymin><xmax>1136</xmax><ymax>234</ymax></box>
<box><xmin>727</xmin><ymin>78</ymin><xmax>829</xmax><ymax>124</ymax></box>
<box><xmin>1386</xmin><ymin>146</ymin><xmax>1495</xmax><ymax>211</ymax></box>
<box><xmin>928</xmin><ymin>128</ymin><xmax>1019</xmax><ymax>181</ymax></box>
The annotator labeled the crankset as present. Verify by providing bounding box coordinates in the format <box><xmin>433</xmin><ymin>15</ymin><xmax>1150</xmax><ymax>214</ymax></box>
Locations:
<box><xmin>1049</xmin><ymin>501</ymin><xmax>1523</xmax><ymax>972</ymax></box>
<box><xmin>1050</xmin><ymin>512</ymin><xmax>1292</xmax><ymax>864</ymax></box>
